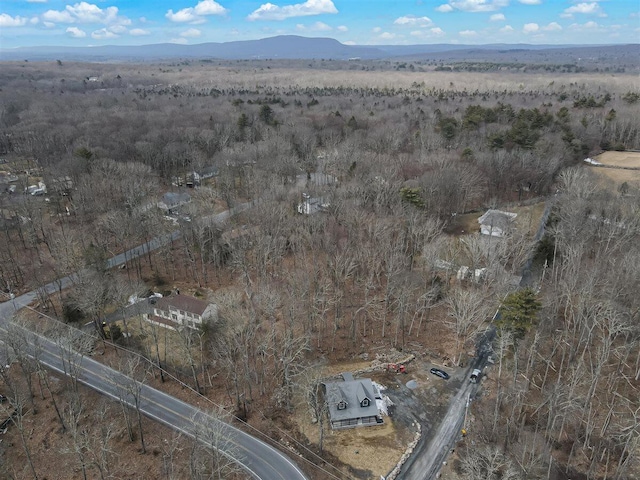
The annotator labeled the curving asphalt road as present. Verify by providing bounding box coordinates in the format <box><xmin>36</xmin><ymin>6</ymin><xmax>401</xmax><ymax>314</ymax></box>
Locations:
<box><xmin>0</xmin><ymin>292</ymin><xmax>308</xmax><ymax>480</ymax></box>
<box><xmin>0</xmin><ymin>199</ymin><xmax>308</xmax><ymax>480</ymax></box>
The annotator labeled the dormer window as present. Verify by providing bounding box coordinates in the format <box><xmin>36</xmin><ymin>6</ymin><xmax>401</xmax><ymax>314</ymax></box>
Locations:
<box><xmin>337</xmin><ymin>400</ymin><xmax>347</xmax><ymax>410</ymax></box>
<box><xmin>361</xmin><ymin>398</ymin><xmax>370</xmax><ymax>407</ymax></box>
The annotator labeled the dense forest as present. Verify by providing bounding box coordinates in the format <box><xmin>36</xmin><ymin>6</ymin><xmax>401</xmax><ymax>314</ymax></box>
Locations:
<box><xmin>0</xmin><ymin>60</ymin><xmax>639</xmax><ymax>479</ymax></box>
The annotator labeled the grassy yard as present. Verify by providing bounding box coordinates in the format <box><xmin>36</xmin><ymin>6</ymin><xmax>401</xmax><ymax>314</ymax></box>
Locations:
<box><xmin>445</xmin><ymin>201</ymin><xmax>546</xmax><ymax>238</ymax></box>
<box><xmin>112</xmin><ymin>316</ymin><xmax>202</xmax><ymax>370</ymax></box>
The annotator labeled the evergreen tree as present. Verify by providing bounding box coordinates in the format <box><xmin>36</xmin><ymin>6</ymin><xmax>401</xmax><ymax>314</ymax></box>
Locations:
<box><xmin>496</xmin><ymin>288</ymin><xmax>541</xmax><ymax>338</ymax></box>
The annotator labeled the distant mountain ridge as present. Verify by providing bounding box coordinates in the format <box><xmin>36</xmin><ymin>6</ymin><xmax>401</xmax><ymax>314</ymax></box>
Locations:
<box><xmin>0</xmin><ymin>35</ymin><xmax>637</xmax><ymax>63</ymax></box>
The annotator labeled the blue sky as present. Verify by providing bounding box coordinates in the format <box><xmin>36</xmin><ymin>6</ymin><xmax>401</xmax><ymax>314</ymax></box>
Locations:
<box><xmin>1</xmin><ymin>0</ymin><xmax>638</xmax><ymax>48</ymax></box>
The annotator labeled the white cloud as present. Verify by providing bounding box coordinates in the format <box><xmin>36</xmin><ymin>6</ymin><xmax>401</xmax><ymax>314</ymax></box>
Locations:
<box><xmin>410</xmin><ymin>27</ymin><xmax>445</xmax><ymax>37</ymax></box>
<box><xmin>194</xmin><ymin>0</ymin><xmax>227</xmax><ymax>15</ymax></box>
<box><xmin>42</xmin><ymin>9</ymin><xmax>74</xmax><ymax>23</ymax></box>
<box><xmin>180</xmin><ymin>28</ymin><xmax>202</xmax><ymax>37</ymax></box>
<box><xmin>459</xmin><ymin>29</ymin><xmax>477</xmax><ymax>36</ymax></box>
<box><xmin>313</xmin><ymin>21</ymin><xmax>332</xmax><ymax>30</ymax></box>
<box><xmin>247</xmin><ymin>0</ymin><xmax>337</xmax><ymax>21</ymax></box>
<box><xmin>562</xmin><ymin>2</ymin><xmax>604</xmax><ymax>17</ymax></box>
<box><xmin>170</xmin><ymin>37</ymin><xmax>189</xmax><ymax>44</ymax></box>
<box><xmin>91</xmin><ymin>27</ymin><xmax>118</xmax><ymax>39</ymax></box>
<box><xmin>446</xmin><ymin>1</ymin><xmax>509</xmax><ymax>13</ymax></box>
<box><xmin>66</xmin><ymin>26</ymin><xmax>86</xmax><ymax>37</ymax></box>
<box><xmin>394</xmin><ymin>15</ymin><xmax>433</xmax><ymax>27</ymax></box>
<box><xmin>435</xmin><ymin>4</ymin><xmax>454</xmax><ymax>13</ymax></box>
<box><xmin>43</xmin><ymin>21</ymin><xmax>55</xmax><ymax>27</ymax></box>
<box><xmin>518</xmin><ymin>0</ymin><xmax>541</xmax><ymax>4</ymax></box>
<box><xmin>336</xmin><ymin>25</ymin><xmax>348</xmax><ymax>32</ymax></box>
<box><xmin>490</xmin><ymin>13</ymin><xmax>505</xmax><ymax>21</ymax></box>
<box><xmin>42</xmin><ymin>2</ymin><xmax>130</xmax><ymax>26</ymax></box>
<box><xmin>166</xmin><ymin>0</ymin><xmax>227</xmax><ymax>23</ymax></box>
<box><xmin>543</xmin><ymin>21</ymin><xmax>562</xmax><ymax>31</ymax></box>
<box><xmin>372</xmin><ymin>26</ymin><xmax>382</xmax><ymax>33</ymax></box>
<box><xmin>296</xmin><ymin>21</ymin><xmax>332</xmax><ymax>31</ymax></box>
<box><xmin>30</xmin><ymin>17</ymin><xmax>39</xmax><ymax>24</ymax></box>
<box><xmin>343</xmin><ymin>40</ymin><xmax>356</xmax><ymax>45</ymax></box>
<box><xmin>109</xmin><ymin>24</ymin><xmax>127</xmax><ymax>34</ymax></box>
<box><xmin>523</xmin><ymin>22</ymin><xmax>539</xmax><ymax>33</ymax></box>
<box><xmin>499</xmin><ymin>24</ymin><xmax>514</xmax><ymax>33</ymax></box>
<box><xmin>570</xmin><ymin>20</ymin><xmax>600</xmax><ymax>29</ymax></box>
<box><xmin>379</xmin><ymin>32</ymin><xmax>396</xmax><ymax>39</ymax></box>
<box><xmin>0</xmin><ymin>13</ymin><xmax>29</xmax><ymax>27</ymax></box>
<box><xmin>129</xmin><ymin>28</ymin><xmax>150</xmax><ymax>36</ymax></box>
<box><xmin>166</xmin><ymin>9</ymin><xmax>205</xmax><ymax>23</ymax></box>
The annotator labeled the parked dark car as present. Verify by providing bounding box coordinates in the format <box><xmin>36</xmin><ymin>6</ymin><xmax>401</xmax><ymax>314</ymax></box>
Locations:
<box><xmin>430</xmin><ymin>368</ymin><xmax>450</xmax><ymax>380</ymax></box>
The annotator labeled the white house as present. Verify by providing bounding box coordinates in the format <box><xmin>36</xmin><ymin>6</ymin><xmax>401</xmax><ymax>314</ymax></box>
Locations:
<box><xmin>478</xmin><ymin>209</ymin><xmax>517</xmax><ymax>237</ymax></box>
<box><xmin>143</xmin><ymin>294</ymin><xmax>217</xmax><ymax>330</ymax></box>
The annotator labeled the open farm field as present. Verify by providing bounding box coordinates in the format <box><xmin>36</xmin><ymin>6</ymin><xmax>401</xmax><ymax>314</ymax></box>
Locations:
<box><xmin>589</xmin><ymin>151</ymin><xmax>640</xmax><ymax>190</ymax></box>
<box><xmin>593</xmin><ymin>150</ymin><xmax>640</xmax><ymax>168</ymax></box>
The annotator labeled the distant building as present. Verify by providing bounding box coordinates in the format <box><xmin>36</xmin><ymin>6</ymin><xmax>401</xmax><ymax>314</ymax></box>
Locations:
<box><xmin>143</xmin><ymin>294</ymin><xmax>217</xmax><ymax>331</ymax></box>
<box><xmin>188</xmin><ymin>166</ymin><xmax>219</xmax><ymax>187</ymax></box>
<box><xmin>478</xmin><ymin>209</ymin><xmax>517</xmax><ymax>237</ymax></box>
<box><xmin>323</xmin><ymin>373</ymin><xmax>383</xmax><ymax>430</ymax></box>
<box><xmin>158</xmin><ymin>192</ymin><xmax>191</xmax><ymax>214</ymax></box>
<box><xmin>297</xmin><ymin>194</ymin><xmax>330</xmax><ymax>215</ymax></box>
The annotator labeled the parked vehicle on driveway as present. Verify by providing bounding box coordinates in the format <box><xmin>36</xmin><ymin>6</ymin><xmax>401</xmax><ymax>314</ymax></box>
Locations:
<box><xmin>470</xmin><ymin>369</ymin><xmax>482</xmax><ymax>383</ymax></box>
<box><xmin>430</xmin><ymin>368</ymin><xmax>450</xmax><ymax>380</ymax></box>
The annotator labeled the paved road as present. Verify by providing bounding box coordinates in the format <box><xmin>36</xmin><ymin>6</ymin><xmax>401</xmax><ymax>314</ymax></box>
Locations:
<box><xmin>401</xmin><ymin>199</ymin><xmax>554</xmax><ymax>479</ymax></box>
<box><xmin>0</xmin><ymin>293</ymin><xmax>308</xmax><ymax>480</ymax></box>
<box><xmin>0</xmin><ymin>199</ymin><xmax>308</xmax><ymax>480</ymax></box>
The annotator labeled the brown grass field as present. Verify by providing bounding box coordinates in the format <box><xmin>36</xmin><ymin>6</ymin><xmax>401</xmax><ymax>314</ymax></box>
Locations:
<box><xmin>4</xmin><ymin>61</ymin><xmax>638</xmax><ymax>94</ymax></box>
<box><xmin>590</xmin><ymin>151</ymin><xmax>640</xmax><ymax>189</ymax></box>
<box><xmin>593</xmin><ymin>150</ymin><xmax>640</xmax><ymax>168</ymax></box>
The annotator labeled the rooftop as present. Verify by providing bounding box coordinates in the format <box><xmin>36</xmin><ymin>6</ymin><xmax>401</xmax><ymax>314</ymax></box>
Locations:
<box><xmin>155</xmin><ymin>294</ymin><xmax>210</xmax><ymax>316</ymax></box>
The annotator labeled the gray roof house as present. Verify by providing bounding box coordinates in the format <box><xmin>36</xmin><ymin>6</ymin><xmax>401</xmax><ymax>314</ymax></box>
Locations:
<box><xmin>158</xmin><ymin>192</ymin><xmax>191</xmax><ymax>213</ymax></box>
<box><xmin>478</xmin><ymin>209</ymin><xmax>517</xmax><ymax>237</ymax></box>
<box><xmin>188</xmin><ymin>166</ymin><xmax>220</xmax><ymax>187</ymax></box>
<box><xmin>323</xmin><ymin>373</ymin><xmax>383</xmax><ymax>430</ymax></box>
<box><xmin>297</xmin><ymin>194</ymin><xmax>330</xmax><ymax>215</ymax></box>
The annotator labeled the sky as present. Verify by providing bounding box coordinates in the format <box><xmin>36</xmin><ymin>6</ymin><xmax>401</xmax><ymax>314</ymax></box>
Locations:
<box><xmin>0</xmin><ymin>0</ymin><xmax>639</xmax><ymax>49</ymax></box>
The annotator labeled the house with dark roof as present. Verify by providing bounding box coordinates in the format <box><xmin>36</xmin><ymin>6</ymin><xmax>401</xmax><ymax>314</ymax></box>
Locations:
<box><xmin>478</xmin><ymin>209</ymin><xmax>517</xmax><ymax>237</ymax></box>
<box><xmin>158</xmin><ymin>192</ymin><xmax>191</xmax><ymax>214</ymax></box>
<box><xmin>323</xmin><ymin>373</ymin><xmax>383</xmax><ymax>430</ymax></box>
<box><xmin>143</xmin><ymin>294</ymin><xmax>217</xmax><ymax>330</ymax></box>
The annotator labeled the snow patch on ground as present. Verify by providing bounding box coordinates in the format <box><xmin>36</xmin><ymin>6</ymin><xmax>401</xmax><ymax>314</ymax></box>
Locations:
<box><xmin>584</xmin><ymin>157</ymin><xmax>602</xmax><ymax>165</ymax></box>
<box><xmin>372</xmin><ymin>381</ymin><xmax>394</xmax><ymax>416</ymax></box>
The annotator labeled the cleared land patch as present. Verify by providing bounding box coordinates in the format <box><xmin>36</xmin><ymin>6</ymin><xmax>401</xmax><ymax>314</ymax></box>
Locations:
<box><xmin>589</xmin><ymin>151</ymin><xmax>640</xmax><ymax>189</ymax></box>
<box><xmin>593</xmin><ymin>150</ymin><xmax>640</xmax><ymax>168</ymax></box>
